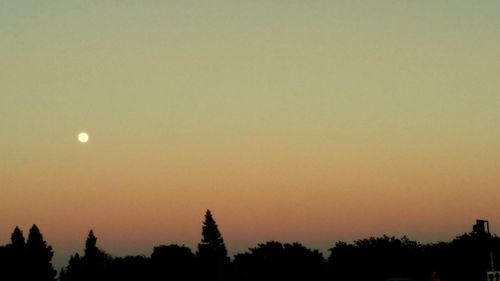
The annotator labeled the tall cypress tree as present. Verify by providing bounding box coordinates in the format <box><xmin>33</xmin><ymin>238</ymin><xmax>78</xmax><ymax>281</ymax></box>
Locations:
<box><xmin>26</xmin><ymin>224</ymin><xmax>57</xmax><ymax>281</ymax></box>
<box><xmin>197</xmin><ymin>209</ymin><xmax>229</xmax><ymax>281</ymax></box>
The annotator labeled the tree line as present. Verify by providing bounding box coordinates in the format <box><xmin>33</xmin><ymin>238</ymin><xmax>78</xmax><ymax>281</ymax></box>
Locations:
<box><xmin>1</xmin><ymin>210</ymin><xmax>500</xmax><ymax>281</ymax></box>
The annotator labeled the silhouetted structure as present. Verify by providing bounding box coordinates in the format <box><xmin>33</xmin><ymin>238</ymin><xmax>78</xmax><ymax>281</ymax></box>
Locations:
<box><xmin>474</xmin><ymin>220</ymin><xmax>490</xmax><ymax>234</ymax></box>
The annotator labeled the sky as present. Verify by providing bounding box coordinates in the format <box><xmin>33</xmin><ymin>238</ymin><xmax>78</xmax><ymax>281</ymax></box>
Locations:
<box><xmin>1</xmin><ymin>0</ymin><xmax>500</xmax><ymax>269</ymax></box>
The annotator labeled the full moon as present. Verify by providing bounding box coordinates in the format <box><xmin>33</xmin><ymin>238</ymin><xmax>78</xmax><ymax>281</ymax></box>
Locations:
<box><xmin>78</xmin><ymin>132</ymin><xmax>89</xmax><ymax>143</ymax></box>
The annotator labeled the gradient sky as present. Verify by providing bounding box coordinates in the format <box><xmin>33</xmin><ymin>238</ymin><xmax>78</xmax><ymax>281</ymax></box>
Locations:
<box><xmin>1</xmin><ymin>1</ymin><xmax>500</xmax><ymax>269</ymax></box>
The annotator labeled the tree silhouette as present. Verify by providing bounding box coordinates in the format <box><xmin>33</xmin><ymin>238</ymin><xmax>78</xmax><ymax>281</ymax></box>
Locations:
<box><xmin>59</xmin><ymin>268</ymin><xmax>67</xmax><ymax>281</ymax></box>
<box><xmin>65</xmin><ymin>253</ymin><xmax>83</xmax><ymax>281</ymax></box>
<box><xmin>445</xmin><ymin>231</ymin><xmax>499</xmax><ymax>281</ymax></box>
<box><xmin>197</xmin><ymin>209</ymin><xmax>229</xmax><ymax>281</ymax></box>
<box><xmin>86</xmin><ymin>230</ymin><xmax>99</xmax><ymax>255</ymax></box>
<box><xmin>0</xmin><ymin>225</ymin><xmax>56</xmax><ymax>281</ymax></box>
<box><xmin>109</xmin><ymin>255</ymin><xmax>151</xmax><ymax>281</ymax></box>
<box><xmin>26</xmin><ymin>225</ymin><xmax>57</xmax><ymax>281</ymax></box>
<box><xmin>151</xmin><ymin>244</ymin><xmax>196</xmax><ymax>280</ymax></box>
<box><xmin>4</xmin><ymin>219</ymin><xmax>500</xmax><ymax>280</ymax></box>
<box><xmin>328</xmin><ymin>236</ymin><xmax>426</xmax><ymax>281</ymax></box>
<box><xmin>83</xmin><ymin>230</ymin><xmax>112</xmax><ymax>280</ymax></box>
<box><xmin>7</xmin><ymin>226</ymin><xmax>27</xmax><ymax>279</ymax></box>
<box><xmin>234</xmin><ymin>241</ymin><xmax>325</xmax><ymax>281</ymax></box>
<box><xmin>198</xmin><ymin>210</ymin><xmax>229</xmax><ymax>260</ymax></box>
<box><xmin>11</xmin><ymin>226</ymin><xmax>26</xmax><ymax>248</ymax></box>
<box><xmin>0</xmin><ymin>227</ymin><xmax>29</xmax><ymax>280</ymax></box>
<box><xmin>0</xmin><ymin>245</ymin><xmax>6</xmax><ymax>279</ymax></box>
<box><xmin>65</xmin><ymin>230</ymin><xmax>112</xmax><ymax>281</ymax></box>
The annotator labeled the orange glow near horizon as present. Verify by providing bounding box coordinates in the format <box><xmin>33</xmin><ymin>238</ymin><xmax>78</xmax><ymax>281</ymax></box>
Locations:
<box><xmin>2</xmin><ymin>0</ymin><xmax>500</xmax><ymax>270</ymax></box>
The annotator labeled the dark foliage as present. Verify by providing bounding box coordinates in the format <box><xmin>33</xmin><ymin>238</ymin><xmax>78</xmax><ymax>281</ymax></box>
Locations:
<box><xmin>328</xmin><ymin>233</ymin><xmax>500</xmax><ymax>281</ymax></box>
<box><xmin>0</xmin><ymin>225</ymin><xmax>56</xmax><ymax>281</ymax></box>
<box><xmin>26</xmin><ymin>225</ymin><xmax>58</xmax><ymax>281</ymax></box>
<box><xmin>151</xmin><ymin>244</ymin><xmax>196</xmax><ymax>280</ymax></box>
<box><xmin>2</xmin><ymin>226</ymin><xmax>28</xmax><ymax>280</ymax></box>
<box><xmin>328</xmin><ymin>235</ymin><xmax>425</xmax><ymax>281</ymax></box>
<box><xmin>65</xmin><ymin>230</ymin><xmax>112</xmax><ymax>281</ymax></box>
<box><xmin>3</xmin><ymin>216</ymin><xmax>500</xmax><ymax>281</ymax></box>
<box><xmin>234</xmin><ymin>241</ymin><xmax>326</xmax><ymax>281</ymax></box>
<box><xmin>425</xmin><ymin>232</ymin><xmax>500</xmax><ymax>281</ymax></box>
<box><xmin>108</xmin><ymin>255</ymin><xmax>151</xmax><ymax>281</ymax></box>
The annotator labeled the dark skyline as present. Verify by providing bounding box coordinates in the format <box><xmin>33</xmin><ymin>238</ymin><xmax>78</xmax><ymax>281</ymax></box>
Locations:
<box><xmin>2</xmin><ymin>0</ymin><xmax>500</xmax><ymax>275</ymax></box>
<box><xmin>1</xmin><ymin>216</ymin><xmax>499</xmax><ymax>281</ymax></box>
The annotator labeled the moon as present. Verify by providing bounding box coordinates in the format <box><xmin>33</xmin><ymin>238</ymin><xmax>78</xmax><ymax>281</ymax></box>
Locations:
<box><xmin>78</xmin><ymin>132</ymin><xmax>89</xmax><ymax>143</ymax></box>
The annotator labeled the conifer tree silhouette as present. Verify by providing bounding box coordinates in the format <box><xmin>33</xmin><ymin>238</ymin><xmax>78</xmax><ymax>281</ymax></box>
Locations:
<box><xmin>65</xmin><ymin>230</ymin><xmax>112</xmax><ymax>281</ymax></box>
<box><xmin>11</xmin><ymin>227</ymin><xmax>25</xmax><ymax>249</ymax></box>
<box><xmin>197</xmin><ymin>209</ymin><xmax>229</xmax><ymax>281</ymax></box>
<box><xmin>198</xmin><ymin>210</ymin><xmax>229</xmax><ymax>260</ymax></box>
<box><xmin>10</xmin><ymin>227</ymin><xmax>26</xmax><ymax>260</ymax></box>
<box><xmin>1</xmin><ymin>226</ymin><xmax>28</xmax><ymax>280</ymax></box>
<box><xmin>65</xmin><ymin>253</ymin><xmax>83</xmax><ymax>281</ymax></box>
<box><xmin>83</xmin><ymin>230</ymin><xmax>112</xmax><ymax>280</ymax></box>
<box><xmin>85</xmin><ymin>230</ymin><xmax>98</xmax><ymax>258</ymax></box>
<box><xmin>26</xmin><ymin>224</ymin><xmax>57</xmax><ymax>281</ymax></box>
